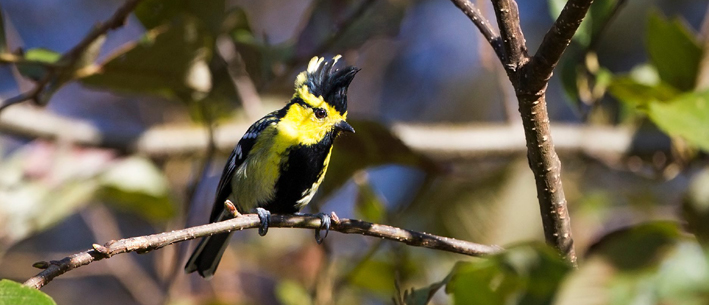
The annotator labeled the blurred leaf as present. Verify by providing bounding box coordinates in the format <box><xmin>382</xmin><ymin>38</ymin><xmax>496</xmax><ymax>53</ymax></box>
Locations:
<box><xmin>646</xmin><ymin>90</ymin><xmax>709</xmax><ymax>152</ymax></box>
<box><xmin>655</xmin><ymin>241</ymin><xmax>709</xmax><ymax>304</ymax></box>
<box><xmin>394</xmin><ymin>266</ymin><xmax>456</xmax><ymax>305</ymax></box>
<box><xmin>646</xmin><ymin>10</ymin><xmax>702</xmax><ymax>91</ymax></box>
<box><xmin>295</xmin><ymin>0</ymin><xmax>406</xmax><ymax>59</ymax></box>
<box><xmin>81</xmin><ymin>20</ymin><xmax>212</xmax><ymax>102</ymax></box>
<box><xmin>0</xmin><ymin>143</ymin><xmax>112</xmax><ymax>248</ymax></box>
<box><xmin>349</xmin><ymin>258</ymin><xmax>397</xmax><ymax>294</ymax></box>
<box><xmin>276</xmin><ymin>280</ymin><xmax>313</xmax><ymax>305</ymax></box>
<box><xmin>0</xmin><ymin>5</ymin><xmax>7</xmax><ymax>54</ymax></box>
<box><xmin>97</xmin><ymin>156</ymin><xmax>175</xmax><ymax>221</ymax></box>
<box><xmin>320</xmin><ymin>120</ymin><xmax>436</xmax><ymax>198</ymax></box>
<box><xmin>446</xmin><ymin>243</ymin><xmax>571</xmax><ymax>305</ymax></box>
<box><xmin>549</xmin><ymin>0</ymin><xmax>618</xmax><ymax>47</ymax></box>
<box><xmin>135</xmin><ymin>0</ymin><xmax>226</xmax><ymax>35</ymax></box>
<box><xmin>608</xmin><ymin>75</ymin><xmax>679</xmax><ymax>107</ymax></box>
<box><xmin>586</xmin><ymin>221</ymin><xmax>680</xmax><ymax>271</ymax></box>
<box><xmin>682</xmin><ymin>166</ymin><xmax>709</xmax><ymax>246</ymax></box>
<box><xmin>353</xmin><ymin>172</ymin><xmax>386</xmax><ymax>223</ymax></box>
<box><xmin>16</xmin><ymin>48</ymin><xmax>61</xmax><ymax>81</ymax></box>
<box><xmin>0</xmin><ymin>279</ymin><xmax>56</xmax><ymax>305</ymax></box>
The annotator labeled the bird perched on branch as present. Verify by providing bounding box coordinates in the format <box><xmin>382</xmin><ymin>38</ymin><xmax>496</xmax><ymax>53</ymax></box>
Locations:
<box><xmin>185</xmin><ymin>56</ymin><xmax>359</xmax><ymax>278</ymax></box>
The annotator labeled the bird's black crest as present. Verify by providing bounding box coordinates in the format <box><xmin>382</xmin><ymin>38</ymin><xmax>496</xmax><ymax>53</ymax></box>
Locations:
<box><xmin>296</xmin><ymin>56</ymin><xmax>360</xmax><ymax>115</ymax></box>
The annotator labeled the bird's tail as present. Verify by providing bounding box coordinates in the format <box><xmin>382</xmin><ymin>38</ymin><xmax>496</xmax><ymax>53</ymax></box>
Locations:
<box><xmin>184</xmin><ymin>232</ymin><xmax>233</xmax><ymax>278</ymax></box>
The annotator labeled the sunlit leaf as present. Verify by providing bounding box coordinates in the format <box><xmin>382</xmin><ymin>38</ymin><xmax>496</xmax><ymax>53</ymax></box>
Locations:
<box><xmin>16</xmin><ymin>48</ymin><xmax>61</xmax><ymax>81</ymax></box>
<box><xmin>646</xmin><ymin>10</ymin><xmax>702</xmax><ymax>91</ymax></box>
<box><xmin>97</xmin><ymin>156</ymin><xmax>175</xmax><ymax>222</ymax></box>
<box><xmin>646</xmin><ymin>90</ymin><xmax>709</xmax><ymax>152</ymax></box>
<box><xmin>446</xmin><ymin>243</ymin><xmax>571</xmax><ymax>305</ymax></box>
<box><xmin>0</xmin><ymin>279</ymin><xmax>56</xmax><ymax>305</ymax></box>
<box><xmin>81</xmin><ymin>20</ymin><xmax>212</xmax><ymax>102</ymax></box>
<box><xmin>608</xmin><ymin>76</ymin><xmax>679</xmax><ymax>107</ymax></box>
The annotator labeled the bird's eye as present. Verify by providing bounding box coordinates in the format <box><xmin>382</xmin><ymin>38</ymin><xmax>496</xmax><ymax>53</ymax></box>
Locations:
<box><xmin>314</xmin><ymin>108</ymin><xmax>327</xmax><ymax>119</ymax></box>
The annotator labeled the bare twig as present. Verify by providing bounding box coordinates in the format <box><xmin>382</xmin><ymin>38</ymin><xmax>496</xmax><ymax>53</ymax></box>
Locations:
<box><xmin>0</xmin><ymin>0</ymin><xmax>143</xmax><ymax>112</ymax></box>
<box><xmin>24</xmin><ymin>214</ymin><xmax>502</xmax><ymax>289</ymax></box>
<box><xmin>448</xmin><ymin>0</ymin><xmax>504</xmax><ymax>59</ymax></box>
<box><xmin>490</xmin><ymin>0</ymin><xmax>527</xmax><ymax>70</ymax></box>
<box><xmin>62</xmin><ymin>0</ymin><xmax>143</xmax><ymax>62</ymax></box>
<box><xmin>81</xmin><ymin>207</ymin><xmax>164</xmax><ymax>305</ymax></box>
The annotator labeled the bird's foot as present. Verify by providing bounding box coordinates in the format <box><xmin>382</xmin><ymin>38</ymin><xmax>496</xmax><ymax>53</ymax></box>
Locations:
<box><xmin>224</xmin><ymin>200</ymin><xmax>240</xmax><ymax>217</ymax></box>
<box><xmin>295</xmin><ymin>212</ymin><xmax>332</xmax><ymax>244</ymax></box>
<box><xmin>256</xmin><ymin>208</ymin><xmax>271</xmax><ymax>236</ymax></box>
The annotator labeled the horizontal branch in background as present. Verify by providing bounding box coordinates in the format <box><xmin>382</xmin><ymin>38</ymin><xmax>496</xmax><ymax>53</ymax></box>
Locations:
<box><xmin>24</xmin><ymin>213</ymin><xmax>502</xmax><ymax>289</ymax></box>
<box><xmin>0</xmin><ymin>106</ymin><xmax>655</xmax><ymax>160</ymax></box>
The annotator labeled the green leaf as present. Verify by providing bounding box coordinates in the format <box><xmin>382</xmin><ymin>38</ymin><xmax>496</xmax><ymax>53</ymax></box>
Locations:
<box><xmin>275</xmin><ymin>280</ymin><xmax>313</xmax><ymax>305</ymax></box>
<box><xmin>135</xmin><ymin>0</ymin><xmax>227</xmax><ymax>35</ymax></box>
<box><xmin>319</xmin><ymin>120</ymin><xmax>436</xmax><ymax>199</ymax></box>
<box><xmin>353</xmin><ymin>172</ymin><xmax>386</xmax><ymax>223</ymax></box>
<box><xmin>586</xmin><ymin>221</ymin><xmax>680</xmax><ymax>271</ymax></box>
<box><xmin>349</xmin><ymin>258</ymin><xmax>397</xmax><ymax>294</ymax></box>
<box><xmin>646</xmin><ymin>90</ymin><xmax>709</xmax><ymax>151</ymax></box>
<box><xmin>0</xmin><ymin>279</ymin><xmax>56</xmax><ymax>305</ymax></box>
<box><xmin>682</xmin><ymin>166</ymin><xmax>709</xmax><ymax>246</ymax></box>
<box><xmin>81</xmin><ymin>20</ymin><xmax>212</xmax><ymax>102</ymax></box>
<box><xmin>0</xmin><ymin>4</ymin><xmax>7</xmax><ymax>54</ymax></box>
<box><xmin>394</xmin><ymin>265</ymin><xmax>456</xmax><ymax>305</ymax></box>
<box><xmin>97</xmin><ymin>156</ymin><xmax>175</xmax><ymax>221</ymax></box>
<box><xmin>608</xmin><ymin>75</ymin><xmax>679</xmax><ymax>107</ymax></box>
<box><xmin>446</xmin><ymin>243</ymin><xmax>571</xmax><ymax>305</ymax></box>
<box><xmin>646</xmin><ymin>10</ymin><xmax>702</xmax><ymax>91</ymax></box>
<box><xmin>16</xmin><ymin>48</ymin><xmax>61</xmax><ymax>81</ymax></box>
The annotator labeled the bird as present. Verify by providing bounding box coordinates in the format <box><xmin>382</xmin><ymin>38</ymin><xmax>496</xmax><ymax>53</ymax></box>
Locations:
<box><xmin>185</xmin><ymin>56</ymin><xmax>359</xmax><ymax>278</ymax></box>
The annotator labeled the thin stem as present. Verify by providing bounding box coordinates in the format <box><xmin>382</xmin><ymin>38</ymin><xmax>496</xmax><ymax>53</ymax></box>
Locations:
<box><xmin>490</xmin><ymin>0</ymin><xmax>528</xmax><ymax>69</ymax></box>
<box><xmin>24</xmin><ymin>213</ymin><xmax>502</xmax><ymax>289</ymax></box>
<box><xmin>448</xmin><ymin>0</ymin><xmax>504</xmax><ymax>59</ymax></box>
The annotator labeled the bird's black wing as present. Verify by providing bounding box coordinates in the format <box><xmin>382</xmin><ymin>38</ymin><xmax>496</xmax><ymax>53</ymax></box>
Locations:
<box><xmin>208</xmin><ymin>113</ymin><xmax>280</xmax><ymax>222</ymax></box>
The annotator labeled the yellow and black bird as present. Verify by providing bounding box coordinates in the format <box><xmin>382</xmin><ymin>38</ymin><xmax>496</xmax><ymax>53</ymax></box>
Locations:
<box><xmin>185</xmin><ymin>56</ymin><xmax>358</xmax><ymax>278</ymax></box>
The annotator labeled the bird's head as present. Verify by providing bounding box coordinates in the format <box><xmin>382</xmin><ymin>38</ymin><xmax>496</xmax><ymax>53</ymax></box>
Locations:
<box><xmin>281</xmin><ymin>56</ymin><xmax>359</xmax><ymax>144</ymax></box>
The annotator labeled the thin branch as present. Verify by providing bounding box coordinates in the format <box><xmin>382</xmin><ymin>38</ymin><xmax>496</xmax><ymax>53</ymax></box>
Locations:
<box><xmin>24</xmin><ymin>213</ymin><xmax>502</xmax><ymax>289</ymax></box>
<box><xmin>528</xmin><ymin>0</ymin><xmax>595</xmax><ymax>91</ymax></box>
<box><xmin>81</xmin><ymin>207</ymin><xmax>164</xmax><ymax>305</ymax></box>
<box><xmin>490</xmin><ymin>0</ymin><xmax>528</xmax><ymax>69</ymax></box>
<box><xmin>62</xmin><ymin>0</ymin><xmax>143</xmax><ymax>61</ymax></box>
<box><xmin>0</xmin><ymin>0</ymin><xmax>143</xmax><ymax>112</ymax></box>
<box><xmin>448</xmin><ymin>0</ymin><xmax>504</xmax><ymax>59</ymax></box>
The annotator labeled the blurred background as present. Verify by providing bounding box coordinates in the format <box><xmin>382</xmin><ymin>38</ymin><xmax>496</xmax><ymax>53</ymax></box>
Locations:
<box><xmin>0</xmin><ymin>0</ymin><xmax>708</xmax><ymax>304</ymax></box>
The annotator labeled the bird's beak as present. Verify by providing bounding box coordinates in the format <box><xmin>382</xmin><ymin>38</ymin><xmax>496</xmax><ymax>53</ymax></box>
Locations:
<box><xmin>335</xmin><ymin>120</ymin><xmax>355</xmax><ymax>133</ymax></box>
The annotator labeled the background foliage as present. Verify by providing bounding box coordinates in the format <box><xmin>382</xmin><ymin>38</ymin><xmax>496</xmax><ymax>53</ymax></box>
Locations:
<box><xmin>0</xmin><ymin>0</ymin><xmax>708</xmax><ymax>304</ymax></box>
